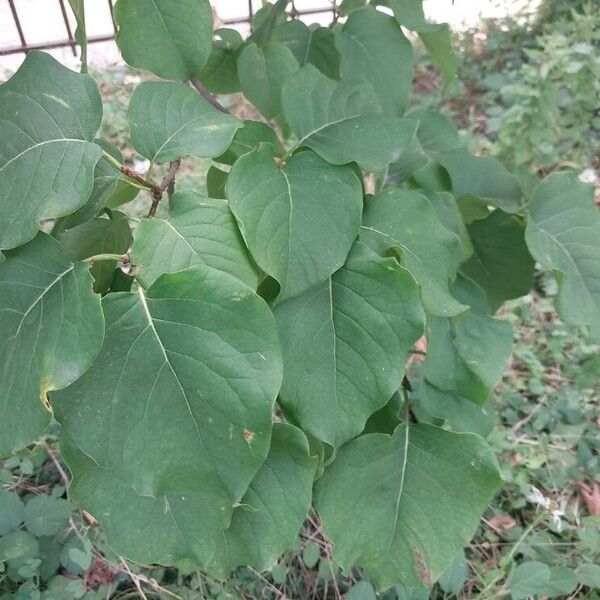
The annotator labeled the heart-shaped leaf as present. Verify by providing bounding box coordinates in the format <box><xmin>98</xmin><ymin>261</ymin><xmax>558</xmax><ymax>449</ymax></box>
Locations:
<box><xmin>0</xmin><ymin>52</ymin><xmax>102</xmax><ymax>250</ymax></box>
<box><xmin>237</xmin><ymin>42</ymin><xmax>299</xmax><ymax>119</ymax></box>
<box><xmin>53</xmin><ymin>267</ymin><xmax>282</xmax><ymax>502</ymax></box>
<box><xmin>361</xmin><ymin>188</ymin><xmax>466</xmax><ymax>316</ymax></box>
<box><xmin>274</xmin><ymin>243</ymin><xmax>424</xmax><ymax>446</ymax></box>
<box><xmin>525</xmin><ymin>171</ymin><xmax>600</xmax><ymax>338</ymax></box>
<box><xmin>336</xmin><ymin>7</ymin><xmax>414</xmax><ymax>116</ymax></box>
<box><xmin>461</xmin><ymin>210</ymin><xmax>534</xmax><ymax>311</ymax></box>
<box><xmin>128</xmin><ymin>81</ymin><xmax>241</xmax><ymax>163</ymax></box>
<box><xmin>273</xmin><ymin>21</ymin><xmax>340</xmax><ymax>79</ymax></box>
<box><xmin>132</xmin><ymin>191</ymin><xmax>260</xmax><ymax>289</ymax></box>
<box><xmin>423</xmin><ymin>277</ymin><xmax>513</xmax><ymax>405</ymax></box>
<box><xmin>228</xmin><ymin>148</ymin><xmax>363</xmax><ymax>301</ymax></box>
<box><xmin>282</xmin><ymin>65</ymin><xmax>418</xmax><ymax>171</ymax></box>
<box><xmin>114</xmin><ymin>0</ymin><xmax>213</xmax><ymax>80</ymax></box>
<box><xmin>315</xmin><ymin>422</ymin><xmax>501</xmax><ymax>589</ymax></box>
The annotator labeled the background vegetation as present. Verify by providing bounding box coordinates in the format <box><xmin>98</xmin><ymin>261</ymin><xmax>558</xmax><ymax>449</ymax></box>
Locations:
<box><xmin>1</xmin><ymin>1</ymin><xmax>598</xmax><ymax>598</ymax></box>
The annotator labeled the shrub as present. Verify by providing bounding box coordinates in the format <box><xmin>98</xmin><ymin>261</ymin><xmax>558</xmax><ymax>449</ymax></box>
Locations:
<box><xmin>0</xmin><ymin>0</ymin><xmax>599</xmax><ymax>592</ymax></box>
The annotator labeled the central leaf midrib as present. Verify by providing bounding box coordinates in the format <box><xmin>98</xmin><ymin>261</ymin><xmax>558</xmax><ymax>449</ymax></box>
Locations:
<box><xmin>136</xmin><ymin>288</ymin><xmax>211</xmax><ymax>466</ymax></box>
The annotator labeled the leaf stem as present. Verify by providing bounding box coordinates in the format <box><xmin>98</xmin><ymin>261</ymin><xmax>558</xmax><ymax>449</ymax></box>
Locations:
<box><xmin>101</xmin><ymin>150</ymin><xmax>161</xmax><ymax>196</ymax></box>
<box><xmin>189</xmin><ymin>79</ymin><xmax>230</xmax><ymax>113</ymax></box>
<box><xmin>84</xmin><ymin>253</ymin><xmax>129</xmax><ymax>264</ymax></box>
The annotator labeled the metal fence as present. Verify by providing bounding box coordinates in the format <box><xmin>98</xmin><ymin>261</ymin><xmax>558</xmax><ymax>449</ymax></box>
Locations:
<box><xmin>1</xmin><ymin>0</ymin><xmax>337</xmax><ymax>57</ymax></box>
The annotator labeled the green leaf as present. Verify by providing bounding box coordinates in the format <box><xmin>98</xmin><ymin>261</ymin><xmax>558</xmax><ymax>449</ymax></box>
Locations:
<box><xmin>385</xmin><ymin>0</ymin><xmax>439</xmax><ymax>32</ymax></box>
<box><xmin>346</xmin><ymin>581</ymin><xmax>376</xmax><ymax>600</ymax></box>
<box><xmin>53</xmin><ymin>267</ymin><xmax>282</xmax><ymax>560</ymax></box>
<box><xmin>114</xmin><ymin>0</ymin><xmax>213</xmax><ymax>80</ymax></box>
<box><xmin>128</xmin><ymin>81</ymin><xmax>241</xmax><ymax>163</ymax></box>
<box><xmin>202</xmin><ymin>423</ymin><xmax>317</xmax><ymax>578</ymax></box>
<box><xmin>461</xmin><ymin>210</ymin><xmax>535</xmax><ymax>311</ymax></box>
<box><xmin>302</xmin><ymin>542</ymin><xmax>320</xmax><ymax>569</ymax></box>
<box><xmin>0</xmin><ymin>51</ymin><xmax>102</xmax><ymax>250</ymax></box>
<box><xmin>315</xmin><ymin>423</ymin><xmax>501</xmax><ymax>589</ymax></box>
<box><xmin>421</xmin><ymin>191</ymin><xmax>472</xmax><ymax>261</ymax></box>
<box><xmin>199</xmin><ymin>28</ymin><xmax>244</xmax><ymax>94</ymax></box>
<box><xmin>419</xmin><ymin>25</ymin><xmax>459</xmax><ymax>85</ymax></box>
<box><xmin>410</xmin><ymin>109</ymin><xmax>461</xmax><ymax>153</ymax></box>
<box><xmin>336</xmin><ymin>7</ymin><xmax>414</xmax><ymax>116</ymax></box>
<box><xmin>525</xmin><ymin>171</ymin><xmax>600</xmax><ymax>338</ymax></box>
<box><xmin>385</xmin><ymin>2</ymin><xmax>459</xmax><ymax>84</ymax></box>
<box><xmin>272</xmin><ymin>21</ymin><xmax>340</xmax><ymax>79</ymax></box>
<box><xmin>248</xmin><ymin>0</ymin><xmax>290</xmax><ymax>47</ymax></box>
<box><xmin>45</xmin><ymin>575</ymin><xmax>85</xmax><ymax>599</ymax></box>
<box><xmin>132</xmin><ymin>191</ymin><xmax>260</xmax><ymax>289</ymax></box>
<box><xmin>508</xmin><ymin>562</ymin><xmax>577</xmax><ymax>599</ymax></box>
<box><xmin>282</xmin><ymin>65</ymin><xmax>419</xmax><ymax>171</ymax></box>
<box><xmin>361</xmin><ymin>188</ymin><xmax>466</xmax><ymax>316</ymax></box>
<box><xmin>57</xmin><ymin>213</ymin><xmax>132</xmax><ymax>294</ymax></box>
<box><xmin>228</xmin><ymin>148</ymin><xmax>363</xmax><ymax>301</ymax></box>
<box><xmin>23</xmin><ymin>496</ymin><xmax>72</xmax><ymax>537</ymax></box>
<box><xmin>216</xmin><ymin>121</ymin><xmax>284</xmax><ymax>166</ymax></box>
<box><xmin>0</xmin><ymin>234</ymin><xmax>104</xmax><ymax>457</ymax></box>
<box><xmin>417</xmin><ymin>380</ymin><xmax>496</xmax><ymax>438</ymax></box>
<box><xmin>578</xmin><ymin>563</ymin><xmax>600</xmax><ymax>588</ymax></box>
<box><xmin>438</xmin><ymin>550</ymin><xmax>467</xmax><ymax>595</ymax></box>
<box><xmin>274</xmin><ymin>243</ymin><xmax>424</xmax><ymax>447</ymax></box>
<box><xmin>56</xmin><ymin>435</ymin><xmax>225</xmax><ymax>566</ymax></box>
<box><xmin>339</xmin><ymin>0</ymin><xmax>367</xmax><ymax>14</ymax></box>
<box><xmin>0</xmin><ymin>492</ymin><xmax>25</xmax><ymax>535</ymax></box>
<box><xmin>206</xmin><ymin>166</ymin><xmax>228</xmax><ymax>199</ymax></box>
<box><xmin>59</xmin><ymin>535</ymin><xmax>92</xmax><ymax>573</ymax></box>
<box><xmin>438</xmin><ymin>148</ymin><xmax>522</xmax><ymax>214</ymax></box>
<box><xmin>67</xmin><ymin>0</ymin><xmax>87</xmax><ymax>72</ymax></box>
<box><xmin>237</xmin><ymin>42</ymin><xmax>299</xmax><ymax>119</ymax></box>
<box><xmin>0</xmin><ymin>531</ymin><xmax>39</xmax><ymax>561</ymax></box>
<box><xmin>424</xmin><ymin>277</ymin><xmax>512</xmax><ymax>405</ymax></box>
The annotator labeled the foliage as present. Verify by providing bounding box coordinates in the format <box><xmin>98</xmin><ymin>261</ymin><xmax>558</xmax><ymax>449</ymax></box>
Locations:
<box><xmin>1</xmin><ymin>290</ymin><xmax>598</xmax><ymax>599</ymax></box>
<box><xmin>447</xmin><ymin>3</ymin><xmax>600</xmax><ymax>185</ymax></box>
<box><xmin>0</xmin><ymin>0</ymin><xmax>599</xmax><ymax>596</ymax></box>
<box><xmin>494</xmin><ymin>5</ymin><xmax>600</xmax><ymax>176</ymax></box>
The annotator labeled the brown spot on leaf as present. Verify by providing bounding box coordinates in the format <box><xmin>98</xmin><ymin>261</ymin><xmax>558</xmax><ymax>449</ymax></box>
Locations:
<box><xmin>243</xmin><ymin>429</ymin><xmax>254</xmax><ymax>443</ymax></box>
<box><xmin>412</xmin><ymin>547</ymin><xmax>432</xmax><ymax>587</ymax></box>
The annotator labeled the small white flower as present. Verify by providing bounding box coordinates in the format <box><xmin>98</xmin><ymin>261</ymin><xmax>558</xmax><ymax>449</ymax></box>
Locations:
<box><xmin>579</xmin><ymin>168</ymin><xmax>599</xmax><ymax>185</ymax></box>
<box><xmin>551</xmin><ymin>507</ymin><xmax>565</xmax><ymax>532</ymax></box>
<box><xmin>527</xmin><ymin>486</ymin><xmax>566</xmax><ymax>531</ymax></box>
<box><xmin>528</xmin><ymin>486</ymin><xmax>550</xmax><ymax>509</ymax></box>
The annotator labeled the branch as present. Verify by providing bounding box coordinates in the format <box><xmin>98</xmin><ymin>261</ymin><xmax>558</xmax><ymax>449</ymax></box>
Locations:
<box><xmin>120</xmin><ymin>164</ymin><xmax>161</xmax><ymax>196</ymax></box>
<box><xmin>189</xmin><ymin>79</ymin><xmax>230</xmax><ymax>113</ymax></box>
<box><xmin>148</xmin><ymin>159</ymin><xmax>181</xmax><ymax>217</ymax></box>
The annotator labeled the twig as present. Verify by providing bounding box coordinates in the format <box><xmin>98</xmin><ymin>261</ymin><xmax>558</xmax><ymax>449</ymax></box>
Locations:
<box><xmin>43</xmin><ymin>441</ymin><xmax>70</xmax><ymax>488</ymax></box>
<box><xmin>102</xmin><ymin>150</ymin><xmax>161</xmax><ymax>196</ymax></box>
<box><xmin>247</xmin><ymin>566</ymin><xmax>286</xmax><ymax>598</ymax></box>
<box><xmin>162</xmin><ymin>159</ymin><xmax>181</xmax><ymax>199</ymax></box>
<box><xmin>189</xmin><ymin>79</ymin><xmax>230</xmax><ymax>113</ymax></box>
<box><xmin>148</xmin><ymin>159</ymin><xmax>182</xmax><ymax>217</ymax></box>
<box><xmin>120</xmin><ymin>559</ymin><xmax>149</xmax><ymax>600</ymax></box>
<box><xmin>120</xmin><ymin>164</ymin><xmax>161</xmax><ymax>196</ymax></box>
